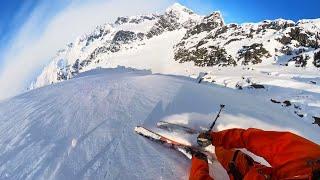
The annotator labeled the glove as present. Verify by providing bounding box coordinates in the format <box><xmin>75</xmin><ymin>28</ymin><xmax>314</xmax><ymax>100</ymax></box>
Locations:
<box><xmin>197</xmin><ymin>131</ymin><xmax>212</xmax><ymax>147</ymax></box>
<box><xmin>186</xmin><ymin>147</ymin><xmax>208</xmax><ymax>161</ymax></box>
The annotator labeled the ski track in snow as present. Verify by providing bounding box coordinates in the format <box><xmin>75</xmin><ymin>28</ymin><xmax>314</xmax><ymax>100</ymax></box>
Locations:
<box><xmin>0</xmin><ymin>68</ymin><xmax>319</xmax><ymax>180</ymax></box>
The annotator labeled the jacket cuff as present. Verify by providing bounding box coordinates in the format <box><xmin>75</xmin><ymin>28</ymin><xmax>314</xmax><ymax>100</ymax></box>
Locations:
<box><xmin>211</xmin><ymin>131</ymin><xmax>221</xmax><ymax>146</ymax></box>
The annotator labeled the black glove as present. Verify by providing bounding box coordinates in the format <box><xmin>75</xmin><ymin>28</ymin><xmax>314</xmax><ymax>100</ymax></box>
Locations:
<box><xmin>186</xmin><ymin>147</ymin><xmax>208</xmax><ymax>161</ymax></box>
<box><xmin>197</xmin><ymin>131</ymin><xmax>212</xmax><ymax>147</ymax></box>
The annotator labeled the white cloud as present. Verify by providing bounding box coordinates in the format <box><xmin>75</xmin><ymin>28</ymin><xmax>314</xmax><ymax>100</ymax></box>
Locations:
<box><xmin>0</xmin><ymin>0</ymin><xmax>175</xmax><ymax>100</ymax></box>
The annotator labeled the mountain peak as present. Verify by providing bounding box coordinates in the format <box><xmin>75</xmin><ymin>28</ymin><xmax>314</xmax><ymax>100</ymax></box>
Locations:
<box><xmin>166</xmin><ymin>3</ymin><xmax>193</xmax><ymax>14</ymax></box>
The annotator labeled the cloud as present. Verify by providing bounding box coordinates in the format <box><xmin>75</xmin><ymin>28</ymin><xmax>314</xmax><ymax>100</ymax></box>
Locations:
<box><xmin>0</xmin><ymin>0</ymin><xmax>175</xmax><ymax>100</ymax></box>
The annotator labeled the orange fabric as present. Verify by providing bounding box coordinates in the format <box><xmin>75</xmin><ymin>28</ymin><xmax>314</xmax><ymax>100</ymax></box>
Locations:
<box><xmin>215</xmin><ymin>147</ymin><xmax>268</xmax><ymax>180</ymax></box>
<box><xmin>244</xmin><ymin>168</ymin><xmax>267</xmax><ymax>180</ymax></box>
<box><xmin>189</xmin><ymin>148</ymin><xmax>268</xmax><ymax>180</ymax></box>
<box><xmin>211</xmin><ymin>128</ymin><xmax>320</xmax><ymax>179</ymax></box>
<box><xmin>189</xmin><ymin>156</ymin><xmax>213</xmax><ymax>180</ymax></box>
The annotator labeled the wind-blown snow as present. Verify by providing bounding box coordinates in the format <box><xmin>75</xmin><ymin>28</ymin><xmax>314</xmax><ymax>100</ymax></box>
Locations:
<box><xmin>0</xmin><ymin>68</ymin><xmax>318</xmax><ymax>179</ymax></box>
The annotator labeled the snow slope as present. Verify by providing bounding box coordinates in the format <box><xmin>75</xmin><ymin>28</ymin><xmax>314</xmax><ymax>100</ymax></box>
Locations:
<box><xmin>0</xmin><ymin>68</ymin><xmax>319</xmax><ymax>180</ymax></box>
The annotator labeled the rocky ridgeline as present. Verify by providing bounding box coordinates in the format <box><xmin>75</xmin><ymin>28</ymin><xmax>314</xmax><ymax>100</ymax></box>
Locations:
<box><xmin>174</xmin><ymin>17</ymin><xmax>320</xmax><ymax>67</ymax></box>
<box><xmin>115</xmin><ymin>15</ymin><xmax>157</xmax><ymax>25</ymax></box>
<box><xmin>31</xmin><ymin>3</ymin><xmax>320</xmax><ymax>89</ymax></box>
<box><xmin>146</xmin><ymin>3</ymin><xmax>201</xmax><ymax>38</ymax></box>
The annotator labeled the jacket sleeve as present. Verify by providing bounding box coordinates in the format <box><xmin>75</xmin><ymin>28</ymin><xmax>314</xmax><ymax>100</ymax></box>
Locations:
<box><xmin>211</xmin><ymin>128</ymin><xmax>320</xmax><ymax>168</ymax></box>
<box><xmin>189</xmin><ymin>156</ymin><xmax>213</xmax><ymax>180</ymax></box>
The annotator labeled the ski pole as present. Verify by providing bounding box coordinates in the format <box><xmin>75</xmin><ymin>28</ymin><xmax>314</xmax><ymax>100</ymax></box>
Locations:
<box><xmin>208</xmin><ymin>104</ymin><xmax>225</xmax><ymax>132</ymax></box>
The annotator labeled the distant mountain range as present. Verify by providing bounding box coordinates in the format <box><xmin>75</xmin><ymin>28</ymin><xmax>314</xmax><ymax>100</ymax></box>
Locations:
<box><xmin>30</xmin><ymin>3</ymin><xmax>320</xmax><ymax>89</ymax></box>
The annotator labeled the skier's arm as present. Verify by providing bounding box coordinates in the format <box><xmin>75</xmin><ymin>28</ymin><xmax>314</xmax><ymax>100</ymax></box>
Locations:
<box><xmin>211</xmin><ymin>128</ymin><xmax>320</xmax><ymax>168</ymax></box>
<box><xmin>189</xmin><ymin>156</ymin><xmax>213</xmax><ymax>180</ymax></box>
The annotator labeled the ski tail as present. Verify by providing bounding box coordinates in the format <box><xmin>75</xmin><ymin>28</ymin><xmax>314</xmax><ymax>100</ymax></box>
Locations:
<box><xmin>135</xmin><ymin>126</ymin><xmax>190</xmax><ymax>146</ymax></box>
<box><xmin>156</xmin><ymin>121</ymin><xmax>200</xmax><ymax>134</ymax></box>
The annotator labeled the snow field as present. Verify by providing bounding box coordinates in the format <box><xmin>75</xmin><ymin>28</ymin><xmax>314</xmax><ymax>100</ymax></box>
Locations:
<box><xmin>1</xmin><ymin>68</ymin><xmax>318</xmax><ymax>179</ymax></box>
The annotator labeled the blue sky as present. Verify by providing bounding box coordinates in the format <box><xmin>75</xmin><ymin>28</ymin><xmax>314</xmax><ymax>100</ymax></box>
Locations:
<box><xmin>0</xmin><ymin>0</ymin><xmax>70</xmax><ymax>60</ymax></box>
<box><xmin>178</xmin><ymin>0</ymin><xmax>320</xmax><ymax>23</ymax></box>
<box><xmin>1</xmin><ymin>0</ymin><xmax>319</xmax><ymax>55</ymax></box>
<box><xmin>0</xmin><ymin>0</ymin><xmax>319</xmax><ymax>100</ymax></box>
<box><xmin>0</xmin><ymin>0</ymin><xmax>36</xmax><ymax>61</ymax></box>
<box><xmin>1</xmin><ymin>0</ymin><xmax>319</xmax><ymax>52</ymax></box>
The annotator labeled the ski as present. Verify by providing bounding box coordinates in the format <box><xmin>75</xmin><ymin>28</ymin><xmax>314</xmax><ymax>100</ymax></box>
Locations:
<box><xmin>156</xmin><ymin>104</ymin><xmax>225</xmax><ymax>135</ymax></box>
<box><xmin>156</xmin><ymin>121</ymin><xmax>200</xmax><ymax>134</ymax></box>
<box><xmin>134</xmin><ymin>126</ymin><xmax>214</xmax><ymax>160</ymax></box>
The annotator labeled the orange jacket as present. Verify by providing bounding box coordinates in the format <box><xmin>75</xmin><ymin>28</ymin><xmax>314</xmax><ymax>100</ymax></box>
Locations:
<box><xmin>190</xmin><ymin>157</ymin><xmax>213</xmax><ymax>180</ymax></box>
<box><xmin>189</xmin><ymin>128</ymin><xmax>320</xmax><ymax>180</ymax></box>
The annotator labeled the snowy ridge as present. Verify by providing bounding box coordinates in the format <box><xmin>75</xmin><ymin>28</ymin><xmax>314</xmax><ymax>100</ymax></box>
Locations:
<box><xmin>175</xmin><ymin>16</ymin><xmax>320</xmax><ymax>67</ymax></box>
<box><xmin>1</xmin><ymin>68</ymin><xmax>319</xmax><ymax>179</ymax></box>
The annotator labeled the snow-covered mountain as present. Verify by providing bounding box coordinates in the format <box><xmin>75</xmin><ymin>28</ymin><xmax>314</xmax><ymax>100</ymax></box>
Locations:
<box><xmin>30</xmin><ymin>3</ymin><xmax>320</xmax><ymax>89</ymax></box>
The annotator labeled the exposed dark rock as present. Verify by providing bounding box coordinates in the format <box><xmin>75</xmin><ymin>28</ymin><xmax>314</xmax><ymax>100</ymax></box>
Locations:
<box><xmin>137</xmin><ymin>33</ymin><xmax>145</xmax><ymax>40</ymax></box>
<box><xmin>212</xmin><ymin>26</ymin><xmax>228</xmax><ymax>39</ymax></box>
<box><xmin>230</xmin><ymin>30</ymin><xmax>245</xmax><ymax>37</ymax></box>
<box><xmin>288</xmin><ymin>27</ymin><xmax>317</xmax><ymax>48</ymax></box>
<box><xmin>312</xmin><ymin>116</ymin><xmax>320</xmax><ymax>127</ymax></box>
<box><xmin>184</xmin><ymin>12</ymin><xmax>224</xmax><ymax>39</ymax></box>
<box><xmin>196</xmin><ymin>72</ymin><xmax>208</xmax><ymax>83</ymax></box>
<box><xmin>146</xmin><ymin>7</ymin><xmax>198</xmax><ymax>39</ymax></box>
<box><xmin>146</xmin><ymin>15</ymin><xmax>180</xmax><ymax>38</ymax></box>
<box><xmin>295</xmin><ymin>48</ymin><xmax>306</xmax><ymax>55</ymax></box>
<box><xmin>225</xmin><ymin>38</ymin><xmax>243</xmax><ymax>45</ymax></box>
<box><xmin>175</xmin><ymin>46</ymin><xmax>236</xmax><ymax>67</ymax></box>
<box><xmin>259</xmin><ymin>20</ymin><xmax>295</xmax><ymax>31</ymax></box>
<box><xmin>235</xmin><ymin>84</ymin><xmax>243</xmax><ymax>90</ymax></box>
<box><xmin>87</xmin><ymin>46</ymin><xmax>108</xmax><ymax>60</ymax></box>
<box><xmin>229</xmin><ymin>24</ymin><xmax>238</xmax><ymax>29</ymax></box>
<box><xmin>67</xmin><ymin>43</ymin><xmax>73</xmax><ymax>48</ymax></box>
<box><xmin>246</xmin><ymin>28</ymin><xmax>256</xmax><ymax>38</ymax></box>
<box><xmin>115</xmin><ymin>17</ymin><xmax>129</xmax><ymax>25</ymax></box>
<box><xmin>86</xmin><ymin>28</ymin><xmax>109</xmax><ymax>46</ymax></box>
<box><xmin>250</xmin><ymin>84</ymin><xmax>265</xmax><ymax>89</ymax></box>
<box><xmin>295</xmin><ymin>112</ymin><xmax>304</xmax><ymax>118</ymax></box>
<box><xmin>280</xmin><ymin>45</ymin><xmax>293</xmax><ymax>55</ymax></box>
<box><xmin>141</xmin><ymin>15</ymin><xmax>157</xmax><ymax>21</ymax></box>
<box><xmin>107</xmin><ymin>31</ymin><xmax>143</xmax><ymax>53</ymax></box>
<box><xmin>195</xmin><ymin>40</ymin><xmax>208</xmax><ymax>49</ymax></box>
<box><xmin>313</xmin><ymin>51</ymin><xmax>320</xmax><ymax>67</ymax></box>
<box><xmin>115</xmin><ymin>15</ymin><xmax>156</xmax><ymax>25</ymax></box>
<box><xmin>57</xmin><ymin>68</ymin><xmax>68</xmax><ymax>81</ymax></box>
<box><xmin>277</xmin><ymin>36</ymin><xmax>291</xmax><ymax>45</ymax></box>
<box><xmin>71</xmin><ymin>59</ymin><xmax>80</xmax><ymax>75</ymax></box>
<box><xmin>129</xmin><ymin>18</ymin><xmax>142</xmax><ymax>24</ymax></box>
<box><xmin>80</xmin><ymin>59</ymin><xmax>91</xmax><ymax>68</ymax></box>
<box><xmin>288</xmin><ymin>55</ymin><xmax>309</xmax><ymax>67</ymax></box>
<box><xmin>112</xmin><ymin>31</ymin><xmax>137</xmax><ymax>43</ymax></box>
<box><xmin>271</xmin><ymin>99</ymin><xmax>281</xmax><ymax>104</ymax></box>
<box><xmin>238</xmin><ymin>43</ymin><xmax>271</xmax><ymax>65</ymax></box>
<box><xmin>282</xmin><ymin>100</ymin><xmax>292</xmax><ymax>107</ymax></box>
<box><xmin>294</xmin><ymin>104</ymin><xmax>301</xmax><ymax>110</ymax></box>
<box><xmin>310</xmin><ymin>81</ymin><xmax>317</xmax><ymax>84</ymax></box>
<box><xmin>245</xmin><ymin>77</ymin><xmax>252</xmax><ymax>84</ymax></box>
